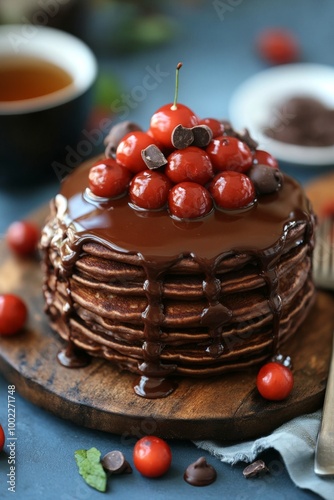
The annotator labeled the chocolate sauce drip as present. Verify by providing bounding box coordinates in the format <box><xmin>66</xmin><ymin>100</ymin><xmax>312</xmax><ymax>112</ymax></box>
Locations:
<box><xmin>253</xmin><ymin>238</ymin><xmax>285</xmax><ymax>351</ymax></box>
<box><xmin>194</xmin><ymin>255</ymin><xmax>232</xmax><ymax>358</ymax></box>
<box><xmin>42</xmin><ymin>204</ymin><xmax>91</xmax><ymax>368</ymax></box>
<box><xmin>134</xmin><ymin>256</ymin><xmax>181</xmax><ymax>398</ymax></box>
<box><xmin>56</xmin><ymin>274</ymin><xmax>90</xmax><ymax>368</ymax></box>
<box><xmin>251</xmin><ymin>209</ymin><xmax>314</xmax><ymax>351</ymax></box>
<box><xmin>57</xmin><ymin>341</ymin><xmax>90</xmax><ymax>368</ymax></box>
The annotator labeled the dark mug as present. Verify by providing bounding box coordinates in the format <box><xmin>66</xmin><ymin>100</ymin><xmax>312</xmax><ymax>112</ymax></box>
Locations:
<box><xmin>0</xmin><ymin>24</ymin><xmax>97</xmax><ymax>186</ymax></box>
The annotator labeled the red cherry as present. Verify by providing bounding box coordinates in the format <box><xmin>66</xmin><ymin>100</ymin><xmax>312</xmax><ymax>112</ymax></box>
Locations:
<box><xmin>150</xmin><ymin>103</ymin><xmax>199</xmax><ymax>149</ymax></box>
<box><xmin>256</xmin><ymin>362</ymin><xmax>294</xmax><ymax>400</ymax></box>
<box><xmin>133</xmin><ymin>436</ymin><xmax>172</xmax><ymax>478</ymax></box>
<box><xmin>0</xmin><ymin>424</ymin><xmax>5</xmax><ymax>452</ymax></box>
<box><xmin>150</xmin><ymin>63</ymin><xmax>199</xmax><ymax>149</ymax></box>
<box><xmin>0</xmin><ymin>294</ymin><xmax>27</xmax><ymax>336</ymax></box>
<box><xmin>6</xmin><ymin>220</ymin><xmax>40</xmax><ymax>256</ymax></box>
<box><xmin>168</xmin><ymin>182</ymin><xmax>213</xmax><ymax>219</ymax></box>
<box><xmin>199</xmin><ymin>118</ymin><xmax>225</xmax><ymax>138</ymax></box>
<box><xmin>206</xmin><ymin>136</ymin><xmax>253</xmax><ymax>173</ymax></box>
<box><xmin>256</xmin><ymin>29</ymin><xmax>300</xmax><ymax>65</ymax></box>
<box><xmin>129</xmin><ymin>170</ymin><xmax>172</xmax><ymax>210</ymax></box>
<box><xmin>88</xmin><ymin>158</ymin><xmax>132</xmax><ymax>198</ymax></box>
<box><xmin>253</xmin><ymin>149</ymin><xmax>279</xmax><ymax>169</ymax></box>
<box><xmin>116</xmin><ymin>131</ymin><xmax>158</xmax><ymax>173</ymax></box>
<box><xmin>146</xmin><ymin>128</ymin><xmax>167</xmax><ymax>152</ymax></box>
<box><xmin>165</xmin><ymin>146</ymin><xmax>214</xmax><ymax>185</ymax></box>
<box><xmin>210</xmin><ymin>171</ymin><xmax>256</xmax><ymax>210</ymax></box>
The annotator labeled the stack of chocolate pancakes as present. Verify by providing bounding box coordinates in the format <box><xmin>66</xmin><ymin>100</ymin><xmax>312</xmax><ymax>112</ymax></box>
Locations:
<box><xmin>41</xmin><ymin>157</ymin><xmax>315</xmax><ymax>398</ymax></box>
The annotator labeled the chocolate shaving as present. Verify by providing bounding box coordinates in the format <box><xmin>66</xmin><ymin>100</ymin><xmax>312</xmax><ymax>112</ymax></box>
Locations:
<box><xmin>141</xmin><ymin>144</ymin><xmax>167</xmax><ymax>169</ymax></box>
<box><xmin>102</xmin><ymin>450</ymin><xmax>132</xmax><ymax>475</ymax></box>
<box><xmin>243</xmin><ymin>460</ymin><xmax>269</xmax><ymax>479</ymax></box>
<box><xmin>172</xmin><ymin>124</ymin><xmax>194</xmax><ymax>149</ymax></box>
<box><xmin>237</xmin><ymin>128</ymin><xmax>259</xmax><ymax>150</ymax></box>
<box><xmin>192</xmin><ymin>125</ymin><xmax>213</xmax><ymax>147</ymax></box>
<box><xmin>220</xmin><ymin>119</ymin><xmax>237</xmax><ymax>136</ymax></box>
<box><xmin>104</xmin><ymin>121</ymin><xmax>142</xmax><ymax>158</ymax></box>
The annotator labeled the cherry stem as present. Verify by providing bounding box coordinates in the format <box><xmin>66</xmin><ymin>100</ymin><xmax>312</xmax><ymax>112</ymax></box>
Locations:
<box><xmin>171</xmin><ymin>62</ymin><xmax>183</xmax><ymax>111</ymax></box>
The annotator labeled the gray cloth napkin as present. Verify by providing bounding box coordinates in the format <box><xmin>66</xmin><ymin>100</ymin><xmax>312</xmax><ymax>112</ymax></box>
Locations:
<box><xmin>195</xmin><ymin>411</ymin><xmax>334</xmax><ymax>500</ymax></box>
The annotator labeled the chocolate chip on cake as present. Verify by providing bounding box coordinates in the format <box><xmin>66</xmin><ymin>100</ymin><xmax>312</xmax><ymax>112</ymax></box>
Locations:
<box><xmin>141</xmin><ymin>144</ymin><xmax>167</xmax><ymax>170</ymax></box>
<box><xmin>104</xmin><ymin>121</ymin><xmax>142</xmax><ymax>158</ymax></box>
<box><xmin>171</xmin><ymin>124</ymin><xmax>194</xmax><ymax>149</ymax></box>
<box><xmin>248</xmin><ymin>164</ymin><xmax>283</xmax><ymax>194</ymax></box>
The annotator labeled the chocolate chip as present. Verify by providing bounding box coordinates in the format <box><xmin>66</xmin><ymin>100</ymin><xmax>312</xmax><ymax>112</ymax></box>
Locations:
<box><xmin>237</xmin><ymin>128</ymin><xmax>259</xmax><ymax>150</ymax></box>
<box><xmin>248</xmin><ymin>164</ymin><xmax>283</xmax><ymax>194</ymax></box>
<box><xmin>192</xmin><ymin>125</ymin><xmax>213</xmax><ymax>147</ymax></box>
<box><xmin>141</xmin><ymin>144</ymin><xmax>167</xmax><ymax>170</ymax></box>
<box><xmin>104</xmin><ymin>121</ymin><xmax>142</xmax><ymax>158</ymax></box>
<box><xmin>102</xmin><ymin>451</ymin><xmax>132</xmax><ymax>475</ymax></box>
<box><xmin>220</xmin><ymin>120</ymin><xmax>237</xmax><ymax>136</ymax></box>
<box><xmin>184</xmin><ymin>457</ymin><xmax>217</xmax><ymax>486</ymax></box>
<box><xmin>243</xmin><ymin>460</ymin><xmax>269</xmax><ymax>479</ymax></box>
<box><xmin>171</xmin><ymin>124</ymin><xmax>194</xmax><ymax>149</ymax></box>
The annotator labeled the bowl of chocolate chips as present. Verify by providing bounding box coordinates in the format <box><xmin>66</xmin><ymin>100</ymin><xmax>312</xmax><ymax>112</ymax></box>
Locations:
<box><xmin>229</xmin><ymin>63</ymin><xmax>334</xmax><ymax>166</ymax></box>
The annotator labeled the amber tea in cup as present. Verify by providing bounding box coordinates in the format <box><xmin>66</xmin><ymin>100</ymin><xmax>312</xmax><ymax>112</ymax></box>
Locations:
<box><xmin>0</xmin><ymin>57</ymin><xmax>73</xmax><ymax>102</ymax></box>
<box><xmin>0</xmin><ymin>25</ymin><xmax>97</xmax><ymax>186</ymax></box>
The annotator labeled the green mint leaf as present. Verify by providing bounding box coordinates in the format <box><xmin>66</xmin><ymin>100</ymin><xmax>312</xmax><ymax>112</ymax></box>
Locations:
<box><xmin>74</xmin><ymin>447</ymin><xmax>107</xmax><ymax>492</ymax></box>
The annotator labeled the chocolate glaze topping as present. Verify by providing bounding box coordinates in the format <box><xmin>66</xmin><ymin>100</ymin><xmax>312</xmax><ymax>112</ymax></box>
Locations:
<box><xmin>59</xmin><ymin>163</ymin><xmax>312</xmax><ymax>260</ymax></box>
<box><xmin>41</xmin><ymin>160</ymin><xmax>314</xmax><ymax>398</ymax></box>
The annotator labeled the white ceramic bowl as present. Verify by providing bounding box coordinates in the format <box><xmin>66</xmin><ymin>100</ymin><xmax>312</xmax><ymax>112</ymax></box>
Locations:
<box><xmin>229</xmin><ymin>63</ymin><xmax>334</xmax><ymax>166</ymax></box>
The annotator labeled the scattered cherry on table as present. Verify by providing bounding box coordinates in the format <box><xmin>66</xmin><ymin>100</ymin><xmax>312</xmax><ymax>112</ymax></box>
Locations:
<box><xmin>0</xmin><ymin>424</ymin><xmax>5</xmax><ymax>452</ymax></box>
<box><xmin>256</xmin><ymin>361</ymin><xmax>294</xmax><ymax>401</ymax></box>
<box><xmin>133</xmin><ymin>436</ymin><xmax>172</xmax><ymax>478</ymax></box>
<box><xmin>0</xmin><ymin>294</ymin><xmax>28</xmax><ymax>336</ymax></box>
<box><xmin>6</xmin><ymin>220</ymin><xmax>40</xmax><ymax>257</ymax></box>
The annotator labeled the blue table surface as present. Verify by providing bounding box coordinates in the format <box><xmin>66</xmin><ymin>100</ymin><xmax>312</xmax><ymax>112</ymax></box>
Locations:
<box><xmin>1</xmin><ymin>0</ymin><xmax>334</xmax><ymax>498</ymax></box>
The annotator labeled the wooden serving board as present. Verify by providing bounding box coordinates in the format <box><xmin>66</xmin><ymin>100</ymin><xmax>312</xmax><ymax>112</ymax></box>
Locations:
<box><xmin>0</xmin><ymin>205</ymin><xmax>333</xmax><ymax>441</ymax></box>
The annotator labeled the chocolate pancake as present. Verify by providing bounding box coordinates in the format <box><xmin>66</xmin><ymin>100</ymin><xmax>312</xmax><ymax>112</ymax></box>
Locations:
<box><xmin>41</xmin><ymin>159</ymin><xmax>315</xmax><ymax>398</ymax></box>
